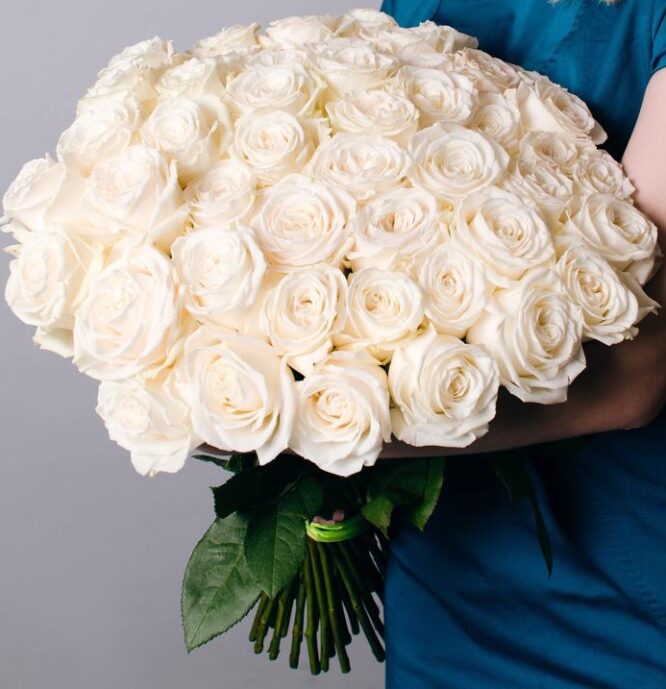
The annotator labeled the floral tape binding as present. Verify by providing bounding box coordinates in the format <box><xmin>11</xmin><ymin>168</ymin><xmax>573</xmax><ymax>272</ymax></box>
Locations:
<box><xmin>305</xmin><ymin>514</ymin><xmax>370</xmax><ymax>543</ymax></box>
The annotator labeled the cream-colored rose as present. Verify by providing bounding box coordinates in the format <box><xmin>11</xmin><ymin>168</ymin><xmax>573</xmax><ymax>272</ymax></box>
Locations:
<box><xmin>155</xmin><ymin>58</ymin><xmax>226</xmax><ymax>100</ymax></box>
<box><xmin>571</xmin><ymin>150</ymin><xmax>634</xmax><ymax>199</ymax></box>
<box><xmin>416</xmin><ymin>242</ymin><xmax>490</xmax><ymax>338</ymax></box>
<box><xmin>230</xmin><ymin>110</ymin><xmax>323</xmax><ymax>184</ymax></box>
<box><xmin>107</xmin><ymin>37</ymin><xmax>175</xmax><ymax>72</ymax></box>
<box><xmin>394</xmin><ymin>42</ymin><xmax>452</xmax><ymax>69</ymax></box>
<box><xmin>261</xmin><ymin>264</ymin><xmax>346</xmax><ymax>375</ymax></box>
<box><xmin>185</xmin><ymin>160</ymin><xmax>256</xmax><ymax>228</ymax></box>
<box><xmin>57</xmin><ymin>99</ymin><xmax>142</xmax><ymax>176</ymax></box>
<box><xmin>309</xmin><ymin>38</ymin><xmax>398</xmax><ymax>97</ymax></box>
<box><xmin>517</xmin><ymin>77</ymin><xmax>606</xmax><ymax>144</ymax></box>
<box><xmin>453</xmin><ymin>187</ymin><xmax>555</xmax><ymax>286</ymax></box>
<box><xmin>347</xmin><ymin>187</ymin><xmax>441</xmax><ymax>271</ymax></box>
<box><xmin>189</xmin><ymin>23</ymin><xmax>260</xmax><ymax>58</ymax></box>
<box><xmin>336</xmin><ymin>267</ymin><xmax>424</xmax><ymax>364</ymax></box>
<box><xmin>78</xmin><ymin>63</ymin><xmax>158</xmax><ymax>114</ymax></box>
<box><xmin>250</xmin><ymin>173</ymin><xmax>355</xmax><ymax>269</ymax></box>
<box><xmin>262</xmin><ymin>15</ymin><xmax>339</xmax><ymax>48</ymax></box>
<box><xmin>171</xmin><ymin>226</ymin><xmax>266</xmax><ymax>328</ymax></box>
<box><xmin>73</xmin><ymin>245</ymin><xmax>187</xmax><ymax>380</ymax></box>
<box><xmin>325</xmin><ymin>89</ymin><xmax>419</xmax><ymax>147</ymax></box>
<box><xmin>408</xmin><ymin>123</ymin><xmax>509</xmax><ymax>201</ymax></box>
<box><xmin>141</xmin><ymin>96</ymin><xmax>232</xmax><ymax>184</ymax></box>
<box><xmin>556</xmin><ymin>243</ymin><xmax>658</xmax><ymax>345</ymax></box>
<box><xmin>5</xmin><ymin>230</ymin><xmax>104</xmax><ymax>356</ymax></box>
<box><xmin>84</xmin><ymin>144</ymin><xmax>189</xmax><ymax>250</ymax></box>
<box><xmin>179</xmin><ymin>327</ymin><xmax>295</xmax><ymax>464</ymax></box>
<box><xmin>371</xmin><ymin>21</ymin><xmax>477</xmax><ymax>56</ymax></box>
<box><xmin>96</xmin><ymin>369</ymin><xmax>198</xmax><ymax>477</ymax></box>
<box><xmin>453</xmin><ymin>49</ymin><xmax>523</xmax><ymax>93</ymax></box>
<box><xmin>467</xmin><ymin>268</ymin><xmax>585</xmax><ymax>404</ymax></box>
<box><xmin>397</xmin><ymin>66</ymin><xmax>477</xmax><ymax>127</ymax></box>
<box><xmin>306</xmin><ymin>132</ymin><xmax>409</xmax><ymax>202</ymax></box>
<box><xmin>519</xmin><ymin>130</ymin><xmax>591</xmax><ymax>174</ymax></box>
<box><xmin>389</xmin><ymin>326</ymin><xmax>499</xmax><ymax>447</ymax></box>
<box><xmin>336</xmin><ymin>9</ymin><xmax>397</xmax><ymax>41</ymax></box>
<box><xmin>225</xmin><ymin>64</ymin><xmax>323</xmax><ymax>117</ymax></box>
<box><xmin>469</xmin><ymin>90</ymin><xmax>521</xmax><ymax>154</ymax></box>
<box><xmin>290</xmin><ymin>351</ymin><xmax>391</xmax><ymax>476</ymax></box>
<box><xmin>564</xmin><ymin>194</ymin><xmax>659</xmax><ymax>285</ymax></box>
<box><xmin>242</xmin><ymin>47</ymin><xmax>309</xmax><ymax>68</ymax></box>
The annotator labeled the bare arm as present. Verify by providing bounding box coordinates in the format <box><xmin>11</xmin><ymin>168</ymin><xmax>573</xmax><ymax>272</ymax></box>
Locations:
<box><xmin>381</xmin><ymin>70</ymin><xmax>666</xmax><ymax>459</ymax></box>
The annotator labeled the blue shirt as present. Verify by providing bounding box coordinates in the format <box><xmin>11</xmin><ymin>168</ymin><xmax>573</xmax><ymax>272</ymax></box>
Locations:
<box><xmin>381</xmin><ymin>1</ymin><xmax>666</xmax><ymax>687</ymax></box>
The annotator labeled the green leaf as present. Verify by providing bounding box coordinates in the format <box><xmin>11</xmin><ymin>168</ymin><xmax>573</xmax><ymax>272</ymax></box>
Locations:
<box><xmin>244</xmin><ymin>478</ymin><xmax>322</xmax><ymax>598</ymax></box>
<box><xmin>407</xmin><ymin>458</ymin><xmax>445</xmax><ymax>531</ymax></box>
<box><xmin>181</xmin><ymin>513</ymin><xmax>262</xmax><ymax>652</ymax></box>
<box><xmin>361</xmin><ymin>494</ymin><xmax>395</xmax><ymax>537</ymax></box>
<box><xmin>492</xmin><ymin>452</ymin><xmax>553</xmax><ymax>575</ymax></box>
<box><xmin>193</xmin><ymin>452</ymin><xmax>256</xmax><ymax>472</ymax></box>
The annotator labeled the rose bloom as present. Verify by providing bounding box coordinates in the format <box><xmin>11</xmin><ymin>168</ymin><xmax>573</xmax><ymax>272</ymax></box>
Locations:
<box><xmin>261</xmin><ymin>15</ymin><xmax>339</xmax><ymax>48</ymax></box>
<box><xmin>453</xmin><ymin>48</ymin><xmax>524</xmax><ymax>93</ymax></box>
<box><xmin>468</xmin><ymin>90</ymin><xmax>522</xmax><ymax>155</ymax></box>
<box><xmin>73</xmin><ymin>245</ymin><xmax>188</xmax><ymax>381</ymax></box>
<box><xmin>397</xmin><ymin>66</ymin><xmax>478</xmax><ymax>127</ymax></box>
<box><xmin>519</xmin><ymin>130</ymin><xmax>592</xmax><ymax>175</ymax></box>
<box><xmin>335</xmin><ymin>267</ymin><xmax>424</xmax><ymax>364</ymax></box>
<box><xmin>467</xmin><ymin>268</ymin><xmax>586</xmax><ymax>404</ymax></box>
<box><xmin>5</xmin><ymin>229</ymin><xmax>104</xmax><ymax>357</ymax></box>
<box><xmin>347</xmin><ymin>187</ymin><xmax>442</xmax><ymax>271</ymax></box>
<box><xmin>389</xmin><ymin>326</ymin><xmax>500</xmax><ymax>447</ymax></box>
<box><xmin>452</xmin><ymin>186</ymin><xmax>555</xmax><ymax>287</ymax></box>
<box><xmin>77</xmin><ymin>62</ymin><xmax>159</xmax><ymax>114</ymax></box>
<box><xmin>336</xmin><ymin>8</ymin><xmax>397</xmax><ymax>41</ymax></box>
<box><xmin>189</xmin><ymin>23</ymin><xmax>260</xmax><ymax>58</ymax></box>
<box><xmin>106</xmin><ymin>36</ymin><xmax>175</xmax><ymax>73</ymax></box>
<box><xmin>141</xmin><ymin>96</ymin><xmax>233</xmax><ymax>184</ymax></box>
<box><xmin>306</xmin><ymin>132</ymin><xmax>410</xmax><ymax>202</ymax></box>
<box><xmin>370</xmin><ymin>20</ymin><xmax>477</xmax><ymax>56</ymax></box>
<box><xmin>96</xmin><ymin>368</ymin><xmax>198</xmax><ymax>477</ymax></box>
<box><xmin>155</xmin><ymin>57</ymin><xmax>226</xmax><ymax>100</ymax></box>
<box><xmin>261</xmin><ymin>264</ymin><xmax>347</xmax><ymax>375</ymax></box>
<box><xmin>409</xmin><ymin>123</ymin><xmax>510</xmax><ymax>201</ymax></box>
<box><xmin>171</xmin><ymin>226</ymin><xmax>267</xmax><ymax>328</ymax></box>
<box><xmin>185</xmin><ymin>160</ymin><xmax>256</xmax><ymax>228</ymax></box>
<box><xmin>178</xmin><ymin>327</ymin><xmax>295</xmax><ymax>464</ymax></box>
<box><xmin>290</xmin><ymin>351</ymin><xmax>391</xmax><ymax>476</ymax></box>
<box><xmin>250</xmin><ymin>173</ymin><xmax>355</xmax><ymax>269</ymax></box>
<box><xmin>571</xmin><ymin>150</ymin><xmax>635</xmax><ymax>199</ymax></box>
<box><xmin>83</xmin><ymin>144</ymin><xmax>189</xmax><ymax>250</ymax></box>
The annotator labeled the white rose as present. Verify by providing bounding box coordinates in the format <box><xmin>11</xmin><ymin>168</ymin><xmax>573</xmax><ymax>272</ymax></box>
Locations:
<box><xmin>189</xmin><ymin>24</ymin><xmax>260</xmax><ymax>58</ymax></box>
<box><xmin>467</xmin><ymin>268</ymin><xmax>585</xmax><ymax>404</ymax></box>
<box><xmin>571</xmin><ymin>150</ymin><xmax>634</xmax><ymax>199</ymax></box>
<box><xmin>453</xmin><ymin>187</ymin><xmax>555</xmax><ymax>286</ymax></box>
<box><xmin>185</xmin><ymin>160</ymin><xmax>256</xmax><ymax>227</ymax></box>
<box><xmin>141</xmin><ymin>96</ymin><xmax>233</xmax><ymax>184</ymax></box>
<box><xmin>336</xmin><ymin>267</ymin><xmax>424</xmax><ymax>364</ymax></box>
<box><xmin>336</xmin><ymin>9</ymin><xmax>397</xmax><ymax>41</ymax></box>
<box><xmin>290</xmin><ymin>351</ymin><xmax>391</xmax><ymax>476</ymax></box>
<box><xmin>242</xmin><ymin>47</ymin><xmax>309</xmax><ymax>68</ymax></box>
<box><xmin>107</xmin><ymin>37</ymin><xmax>175</xmax><ymax>72</ymax></box>
<box><xmin>262</xmin><ymin>15</ymin><xmax>339</xmax><ymax>48</ymax></box>
<box><xmin>309</xmin><ymin>38</ymin><xmax>398</xmax><ymax>96</ymax></box>
<box><xmin>78</xmin><ymin>63</ymin><xmax>158</xmax><ymax>114</ymax></box>
<box><xmin>469</xmin><ymin>90</ymin><xmax>522</xmax><ymax>154</ymax></box>
<box><xmin>225</xmin><ymin>64</ymin><xmax>323</xmax><ymax>117</ymax></box>
<box><xmin>517</xmin><ymin>77</ymin><xmax>607</xmax><ymax>144</ymax></box>
<box><xmin>416</xmin><ymin>242</ymin><xmax>490</xmax><ymax>338</ymax></box>
<box><xmin>519</xmin><ymin>130</ymin><xmax>592</xmax><ymax>175</ymax></box>
<box><xmin>57</xmin><ymin>99</ymin><xmax>142</xmax><ymax>176</ymax></box>
<box><xmin>155</xmin><ymin>58</ymin><xmax>226</xmax><ymax>100</ymax></box>
<box><xmin>0</xmin><ymin>219</ymin><xmax>31</xmax><ymax>243</ymax></box>
<box><xmin>395</xmin><ymin>43</ymin><xmax>452</xmax><ymax>69</ymax></box>
<box><xmin>556</xmin><ymin>243</ymin><xmax>658</xmax><ymax>345</ymax></box>
<box><xmin>5</xmin><ymin>230</ymin><xmax>104</xmax><ymax>356</ymax></box>
<box><xmin>325</xmin><ymin>89</ymin><xmax>419</xmax><ymax>147</ymax></box>
<box><xmin>408</xmin><ymin>123</ymin><xmax>509</xmax><ymax>201</ymax></box>
<box><xmin>564</xmin><ymin>194</ymin><xmax>659</xmax><ymax>285</ymax></box>
<box><xmin>453</xmin><ymin>49</ymin><xmax>523</xmax><ymax>93</ymax></box>
<box><xmin>347</xmin><ymin>187</ymin><xmax>441</xmax><ymax>271</ymax></box>
<box><xmin>251</xmin><ymin>174</ymin><xmax>355</xmax><ymax>269</ymax></box>
<box><xmin>306</xmin><ymin>132</ymin><xmax>409</xmax><ymax>202</ymax></box>
<box><xmin>389</xmin><ymin>326</ymin><xmax>499</xmax><ymax>447</ymax></box>
<box><xmin>73</xmin><ymin>245</ymin><xmax>187</xmax><ymax>380</ymax></box>
<box><xmin>230</xmin><ymin>110</ymin><xmax>323</xmax><ymax>184</ymax></box>
<box><xmin>84</xmin><ymin>144</ymin><xmax>189</xmax><ymax>250</ymax></box>
<box><xmin>261</xmin><ymin>264</ymin><xmax>346</xmax><ymax>375</ymax></box>
<box><xmin>171</xmin><ymin>226</ymin><xmax>266</xmax><ymax>328</ymax></box>
<box><xmin>96</xmin><ymin>369</ymin><xmax>198</xmax><ymax>477</ymax></box>
<box><xmin>179</xmin><ymin>327</ymin><xmax>295</xmax><ymax>464</ymax></box>
<box><xmin>371</xmin><ymin>21</ymin><xmax>477</xmax><ymax>56</ymax></box>
<box><xmin>398</xmin><ymin>67</ymin><xmax>477</xmax><ymax>128</ymax></box>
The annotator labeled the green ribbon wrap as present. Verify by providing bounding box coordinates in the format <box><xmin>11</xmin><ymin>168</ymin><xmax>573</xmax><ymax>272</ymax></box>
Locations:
<box><xmin>305</xmin><ymin>514</ymin><xmax>369</xmax><ymax>543</ymax></box>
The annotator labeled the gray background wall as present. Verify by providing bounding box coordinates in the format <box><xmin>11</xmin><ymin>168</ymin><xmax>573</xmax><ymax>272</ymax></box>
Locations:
<box><xmin>0</xmin><ymin>2</ymin><xmax>383</xmax><ymax>687</ymax></box>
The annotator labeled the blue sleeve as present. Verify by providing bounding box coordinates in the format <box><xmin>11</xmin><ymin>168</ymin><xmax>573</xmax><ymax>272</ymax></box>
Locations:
<box><xmin>380</xmin><ymin>0</ymin><xmax>441</xmax><ymax>28</ymax></box>
<box><xmin>652</xmin><ymin>0</ymin><xmax>666</xmax><ymax>74</ymax></box>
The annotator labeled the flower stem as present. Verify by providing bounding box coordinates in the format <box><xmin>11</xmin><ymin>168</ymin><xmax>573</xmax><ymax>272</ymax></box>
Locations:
<box><xmin>289</xmin><ymin>574</ymin><xmax>306</xmax><ymax>669</ymax></box>
<box><xmin>268</xmin><ymin>586</ymin><xmax>289</xmax><ymax>660</ymax></box>
<box><xmin>253</xmin><ymin>594</ymin><xmax>278</xmax><ymax>654</ymax></box>
<box><xmin>303</xmin><ymin>551</ymin><xmax>320</xmax><ymax>675</ymax></box>
<box><xmin>339</xmin><ymin>541</ymin><xmax>384</xmax><ymax>637</ymax></box>
<box><xmin>308</xmin><ymin>540</ymin><xmax>330</xmax><ymax>671</ymax></box>
<box><xmin>249</xmin><ymin>593</ymin><xmax>268</xmax><ymax>643</ymax></box>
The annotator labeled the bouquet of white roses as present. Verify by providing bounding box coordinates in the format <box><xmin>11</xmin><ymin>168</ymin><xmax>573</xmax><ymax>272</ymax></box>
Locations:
<box><xmin>3</xmin><ymin>7</ymin><xmax>660</xmax><ymax>675</ymax></box>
